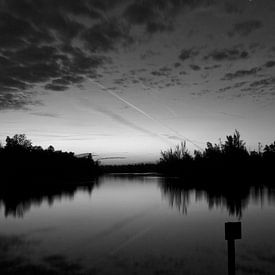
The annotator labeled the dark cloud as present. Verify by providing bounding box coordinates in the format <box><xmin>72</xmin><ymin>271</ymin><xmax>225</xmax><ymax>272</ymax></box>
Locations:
<box><xmin>151</xmin><ymin>66</ymin><xmax>172</xmax><ymax>77</ymax></box>
<box><xmin>228</xmin><ymin>20</ymin><xmax>263</xmax><ymax>37</ymax></box>
<box><xmin>218</xmin><ymin>81</ymin><xmax>247</xmax><ymax>93</ymax></box>
<box><xmin>123</xmin><ymin>0</ymin><xmax>171</xmax><ymax>33</ymax></box>
<box><xmin>0</xmin><ymin>91</ymin><xmax>40</xmax><ymax>110</ymax></box>
<box><xmin>250</xmin><ymin>77</ymin><xmax>275</xmax><ymax>88</ymax></box>
<box><xmin>146</xmin><ymin>21</ymin><xmax>173</xmax><ymax>33</ymax></box>
<box><xmin>44</xmin><ymin>83</ymin><xmax>68</xmax><ymax>92</ymax></box>
<box><xmin>0</xmin><ymin>45</ymin><xmax>104</xmax><ymax>92</ymax></box>
<box><xmin>179</xmin><ymin>48</ymin><xmax>199</xmax><ymax>61</ymax></box>
<box><xmin>222</xmin><ymin>60</ymin><xmax>275</xmax><ymax>80</ymax></box>
<box><xmin>140</xmin><ymin>50</ymin><xmax>161</xmax><ymax>60</ymax></box>
<box><xmin>222</xmin><ymin>67</ymin><xmax>260</xmax><ymax>80</ymax></box>
<box><xmin>264</xmin><ymin>61</ymin><xmax>275</xmax><ymax>68</ymax></box>
<box><xmin>189</xmin><ymin>64</ymin><xmax>201</xmax><ymax>71</ymax></box>
<box><xmin>123</xmin><ymin>0</ymin><xmax>216</xmax><ymax>34</ymax></box>
<box><xmin>238</xmin><ymin>77</ymin><xmax>275</xmax><ymax>98</ymax></box>
<box><xmin>0</xmin><ymin>0</ymin><xmax>129</xmax><ymax>110</ymax></box>
<box><xmin>82</xmin><ymin>18</ymin><xmax>132</xmax><ymax>52</ymax></box>
<box><xmin>1</xmin><ymin>3</ymin><xmax>86</xmax><ymax>42</ymax></box>
<box><xmin>2</xmin><ymin>0</ymin><xmax>103</xmax><ymax>18</ymax></box>
<box><xmin>0</xmin><ymin>12</ymin><xmax>54</xmax><ymax>49</ymax></box>
<box><xmin>224</xmin><ymin>1</ymin><xmax>244</xmax><ymax>14</ymax></box>
<box><xmin>204</xmin><ymin>64</ymin><xmax>221</xmax><ymax>70</ymax></box>
<box><xmin>205</xmin><ymin>47</ymin><xmax>249</xmax><ymax>61</ymax></box>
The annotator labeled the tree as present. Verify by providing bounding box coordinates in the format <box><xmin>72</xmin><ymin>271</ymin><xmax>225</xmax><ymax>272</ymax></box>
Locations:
<box><xmin>160</xmin><ymin>142</ymin><xmax>192</xmax><ymax>163</ymax></box>
<box><xmin>47</xmin><ymin>145</ymin><xmax>55</xmax><ymax>152</ymax></box>
<box><xmin>203</xmin><ymin>142</ymin><xmax>222</xmax><ymax>160</ymax></box>
<box><xmin>221</xmin><ymin>130</ymin><xmax>248</xmax><ymax>158</ymax></box>
<box><xmin>263</xmin><ymin>141</ymin><xmax>275</xmax><ymax>160</ymax></box>
<box><xmin>5</xmin><ymin>134</ymin><xmax>32</xmax><ymax>149</ymax></box>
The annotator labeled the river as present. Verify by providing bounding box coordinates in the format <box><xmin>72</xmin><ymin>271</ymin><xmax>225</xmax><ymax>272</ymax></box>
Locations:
<box><xmin>1</xmin><ymin>174</ymin><xmax>275</xmax><ymax>274</ymax></box>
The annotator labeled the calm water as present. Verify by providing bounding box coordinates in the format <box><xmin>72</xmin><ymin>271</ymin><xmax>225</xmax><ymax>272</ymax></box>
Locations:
<box><xmin>1</xmin><ymin>175</ymin><xmax>275</xmax><ymax>275</ymax></box>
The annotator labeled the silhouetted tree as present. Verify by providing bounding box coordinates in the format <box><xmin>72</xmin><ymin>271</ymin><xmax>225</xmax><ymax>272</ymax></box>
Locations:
<box><xmin>222</xmin><ymin>130</ymin><xmax>248</xmax><ymax>159</ymax></box>
<box><xmin>160</xmin><ymin>141</ymin><xmax>191</xmax><ymax>163</ymax></box>
<box><xmin>158</xmin><ymin>130</ymin><xmax>273</xmax><ymax>180</ymax></box>
<box><xmin>5</xmin><ymin>134</ymin><xmax>32</xmax><ymax>150</ymax></box>
<box><xmin>203</xmin><ymin>142</ymin><xmax>222</xmax><ymax>160</ymax></box>
<box><xmin>47</xmin><ymin>145</ymin><xmax>55</xmax><ymax>152</ymax></box>
<box><xmin>0</xmin><ymin>134</ymin><xmax>100</xmax><ymax>180</ymax></box>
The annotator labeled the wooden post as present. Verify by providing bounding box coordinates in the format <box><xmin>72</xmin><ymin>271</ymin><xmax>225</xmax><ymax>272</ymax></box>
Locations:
<box><xmin>225</xmin><ymin>222</ymin><xmax>242</xmax><ymax>275</ymax></box>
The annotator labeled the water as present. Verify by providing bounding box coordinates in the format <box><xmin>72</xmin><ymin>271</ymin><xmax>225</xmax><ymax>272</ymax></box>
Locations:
<box><xmin>1</xmin><ymin>175</ymin><xmax>275</xmax><ymax>274</ymax></box>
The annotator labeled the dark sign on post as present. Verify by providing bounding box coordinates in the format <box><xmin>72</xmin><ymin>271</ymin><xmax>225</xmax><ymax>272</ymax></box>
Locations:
<box><xmin>225</xmin><ymin>222</ymin><xmax>242</xmax><ymax>240</ymax></box>
<box><xmin>225</xmin><ymin>222</ymin><xmax>242</xmax><ymax>275</ymax></box>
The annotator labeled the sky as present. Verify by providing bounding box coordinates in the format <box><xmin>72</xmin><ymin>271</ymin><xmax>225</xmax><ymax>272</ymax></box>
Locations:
<box><xmin>0</xmin><ymin>0</ymin><xmax>275</xmax><ymax>163</ymax></box>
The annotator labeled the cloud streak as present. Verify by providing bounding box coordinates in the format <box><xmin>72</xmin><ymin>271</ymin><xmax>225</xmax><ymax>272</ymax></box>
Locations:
<box><xmin>90</xmin><ymin>79</ymin><xmax>203</xmax><ymax>149</ymax></box>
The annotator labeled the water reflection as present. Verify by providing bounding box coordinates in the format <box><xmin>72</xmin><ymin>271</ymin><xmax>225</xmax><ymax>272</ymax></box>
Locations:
<box><xmin>159</xmin><ymin>177</ymin><xmax>275</xmax><ymax>217</ymax></box>
<box><xmin>0</xmin><ymin>179</ymin><xmax>98</xmax><ymax>217</ymax></box>
<box><xmin>1</xmin><ymin>175</ymin><xmax>275</xmax><ymax>219</ymax></box>
<box><xmin>0</xmin><ymin>175</ymin><xmax>275</xmax><ymax>274</ymax></box>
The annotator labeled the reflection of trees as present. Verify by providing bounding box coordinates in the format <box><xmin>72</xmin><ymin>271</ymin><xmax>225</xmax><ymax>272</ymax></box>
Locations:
<box><xmin>0</xmin><ymin>179</ymin><xmax>99</xmax><ymax>217</ymax></box>
<box><xmin>160</xmin><ymin>183</ymin><xmax>190</xmax><ymax>214</ymax></box>
<box><xmin>159</xmin><ymin>178</ymin><xmax>275</xmax><ymax>217</ymax></box>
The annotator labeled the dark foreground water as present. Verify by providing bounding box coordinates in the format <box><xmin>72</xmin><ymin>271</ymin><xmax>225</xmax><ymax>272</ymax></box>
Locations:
<box><xmin>1</xmin><ymin>175</ymin><xmax>275</xmax><ymax>275</ymax></box>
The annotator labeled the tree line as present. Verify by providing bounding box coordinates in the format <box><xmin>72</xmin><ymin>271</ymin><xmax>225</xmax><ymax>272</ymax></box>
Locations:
<box><xmin>1</xmin><ymin>131</ymin><xmax>275</xmax><ymax>182</ymax></box>
<box><xmin>159</xmin><ymin>130</ymin><xmax>275</xmax><ymax>182</ymax></box>
<box><xmin>0</xmin><ymin>134</ymin><xmax>99</xmax><ymax>181</ymax></box>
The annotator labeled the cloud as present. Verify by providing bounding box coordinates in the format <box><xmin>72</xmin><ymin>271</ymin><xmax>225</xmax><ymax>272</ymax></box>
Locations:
<box><xmin>123</xmin><ymin>0</ymin><xmax>172</xmax><ymax>33</ymax></box>
<box><xmin>228</xmin><ymin>20</ymin><xmax>263</xmax><ymax>36</ymax></box>
<box><xmin>223</xmin><ymin>1</ymin><xmax>244</xmax><ymax>14</ymax></box>
<box><xmin>179</xmin><ymin>48</ymin><xmax>199</xmax><ymax>61</ymax></box>
<box><xmin>204</xmin><ymin>64</ymin><xmax>221</xmax><ymax>70</ymax></box>
<box><xmin>222</xmin><ymin>60</ymin><xmax>275</xmax><ymax>80</ymax></box>
<box><xmin>44</xmin><ymin>83</ymin><xmax>68</xmax><ymax>91</ymax></box>
<box><xmin>82</xmin><ymin>18</ymin><xmax>132</xmax><ymax>52</ymax></box>
<box><xmin>0</xmin><ymin>91</ymin><xmax>40</xmax><ymax>110</ymax></box>
<box><xmin>166</xmin><ymin>135</ymin><xmax>183</xmax><ymax>141</ymax></box>
<box><xmin>123</xmin><ymin>0</ymin><xmax>216</xmax><ymax>34</ymax></box>
<box><xmin>31</xmin><ymin>112</ymin><xmax>60</xmax><ymax>118</ymax></box>
<box><xmin>94</xmin><ymin>106</ymin><xmax>166</xmax><ymax>141</ymax></box>
<box><xmin>98</xmin><ymin>156</ymin><xmax>127</xmax><ymax>160</ymax></box>
<box><xmin>250</xmin><ymin>77</ymin><xmax>275</xmax><ymax>88</ymax></box>
<box><xmin>189</xmin><ymin>64</ymin><xmax>201</xmax><ymax>71</ymax></box>
<box><xmin>217</xmin><ymin>81</ymin><xmax>247</xmax><ymax>93</ymax></box>
<box><xmin>0</xmin><ymin>45</ymin><xmax>104</xmax><ymax>92</ymax></box>
<box><xmin>151</xmin><ymin>66</ymin><xmax>172</xmax><ymax>77</ymax></box>
<box><xmin>205</xmin><ymin>47</ymin><xmax>249</xmax><ymax>61</ymax></box>
<box><xmin>0</xmin><ymin>0</ymin><xmax>128</xmax><ymax>110</ymax></box>
<box><xmin>222</xmin><ymin>67</ymin><xmax>260</xmax><ymax>80</ymax></box>
<box><xmin>264</xmin><ymin>61</ymin><xmax>275</xmax><ymax>68</ymax></box>
<box><xmin>0</xmin><ymin>12</ymin><xmax>54</xmax><ymax>48</ymax></box>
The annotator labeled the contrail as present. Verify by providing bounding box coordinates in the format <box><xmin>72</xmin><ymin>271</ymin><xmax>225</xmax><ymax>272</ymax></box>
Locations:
<box><xmin>93</xmin><ymin>102</ymin><xmax>173</xmax><ymax>146</ymax></box>
<box><xmin>92</xmin><ymin>80</ymin><xmax>159</xmax><ymax>122</ymax></box>
<box><xmin>136</xmin><ymin>78</ymin><xmax>177</xmax><ymax>117</ymax></box>
<box><xmin>89</xmin><ymin>79</ymin><xmax>203</xmax><ymax>150</ymax></box>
